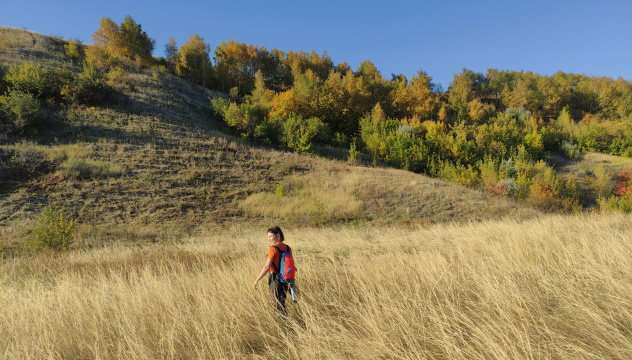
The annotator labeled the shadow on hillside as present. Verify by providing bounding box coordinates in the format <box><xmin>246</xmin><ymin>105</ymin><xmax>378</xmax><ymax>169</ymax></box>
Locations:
<box><xmin>114</xmin><ymin>85</ymin><xmax>223</xmax><ymax>135</ymax></box>
<box><xmin>66</xmin><ymin>123</ymin><xmax>172</xmax><ymax>146</ymax></box>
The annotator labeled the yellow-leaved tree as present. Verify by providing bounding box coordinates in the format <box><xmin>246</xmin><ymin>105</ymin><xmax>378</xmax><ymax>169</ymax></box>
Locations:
<box><xmin>91</xmin><ymin>15</ymin><xmax>155</xmax><ymax>67</ymax></box>
<box><xmin>392</xmin><ymin>69</ymin><xmax>436</xmax><ymax>120</ymax></box>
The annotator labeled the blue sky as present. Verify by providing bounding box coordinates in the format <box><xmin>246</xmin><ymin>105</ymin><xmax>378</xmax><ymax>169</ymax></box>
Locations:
<box><xmin>2</xmin><ymin>0</ymin><xmax>630</xmax><ymax>88</ymax></box>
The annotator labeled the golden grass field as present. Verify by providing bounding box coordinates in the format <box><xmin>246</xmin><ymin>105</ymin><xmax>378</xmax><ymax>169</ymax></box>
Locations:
<box><xmin>2</xmin><ymin>213</ymin><xmax>631</xmax><ymax>359</ymax></box>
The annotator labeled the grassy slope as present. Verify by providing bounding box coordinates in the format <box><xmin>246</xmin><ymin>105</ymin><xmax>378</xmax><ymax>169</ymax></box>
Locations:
<box><xmin>0</xmin><ymin>27</ymin><xmax>542</xmax><ymax>249</ymax></box>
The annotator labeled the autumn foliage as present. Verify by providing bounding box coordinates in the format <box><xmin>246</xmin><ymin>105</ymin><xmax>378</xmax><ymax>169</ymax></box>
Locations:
<box><xmin>2</xmin><ymin>18</ymin><xmax>632</xmax><ymax>214</ymax></box>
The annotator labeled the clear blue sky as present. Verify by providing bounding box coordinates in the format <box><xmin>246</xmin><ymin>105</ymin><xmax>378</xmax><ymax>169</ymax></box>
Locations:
<box><xmin>2</xmin><ymin>0</ymin><xmax>630</xmax><ymax>88</ymax></box>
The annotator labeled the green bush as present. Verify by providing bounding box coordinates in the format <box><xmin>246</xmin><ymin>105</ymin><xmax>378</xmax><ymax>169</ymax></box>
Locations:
<box><xmin>561</xmin><ymin>140</ymin><xmax>581</xmax><ymax>160</ymax></box>
<box><xmin>598</xmin><ymin>195</ymin><xmax>632</xmax><ymax>213</ymax></box>
<box><xmin>254</xmin><ymin>120</ymin><xmax>281</xmax><ymax>145</ymax></box>
<box><xmin>308</xmin><ymin>199</ymin><xmax>328</xmax><ymax>226</ymax></box>
<box><xmin>31</xmin><ymin>206</ymin><xmax>75</xmax><ymax>251</ymax></box>
<box><xmin>282</xmin><ymin>115</ymin><xmax>326</xmax><ymax>154</ymax></box>
<box><xmin>64</xmin><ymin>40</ymin><xmax>83</xmax><ymax>64</ymax></box>
<box><xmin>61</xmin><ymin>61</ymin><xmax>115</xmax><ymax>105</ymax></box>
<box><xmin>4</xmin><ymin>63</ymin><xmax>71</xmax><ymax>103</ymax></box>
<box><xmin>0</xmin><ymin>90</ymin><xmax>41</xmax><ymax>130</ymax></box>
<box><xmin>348</xmin><ymin>140</ymin><xmax>360</xmax><ymax>162</ymax></box>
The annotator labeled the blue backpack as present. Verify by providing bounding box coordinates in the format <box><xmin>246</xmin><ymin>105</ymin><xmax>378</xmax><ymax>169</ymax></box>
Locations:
<box><xmin>272</xmin><ymin>245</ymin><xmax>296</xmax><ymax>283</ymax></box>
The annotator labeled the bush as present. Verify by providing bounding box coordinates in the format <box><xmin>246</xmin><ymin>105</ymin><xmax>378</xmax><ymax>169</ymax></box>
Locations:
<box><xmin>254</xmin><ymin>120</ymin><xmax>281</xmax><ymax>145</ymax></box>
<box><xmin>308</xmin><ymin>199</ymin><xmax>328</xmax><ymax>226</ymax></box>
<box><xmin>13</xmin><ymin>146</ymin><xmax>46</xmax><ymax>173</ymax></box>
<box><xmin>0</xmin><ymin>90</ymin><xmax>41</xmax><ymax>130</ymax></box>
<box><xmin>348</xmin><ymin>140</ymin><xmax>360</xmax><ymax>162</ymax></box>
<box><xmin>5</xmin><ymin>63</ymin><xmax>48</xmax><ymax>97</ymax></box>
<box><xmin>498</xmin><ymin>158</ymin><xmax>517</xmax><ymax>179</ymax></box>
<box><xmin>64</xmin><ymin>40</ymin><xmax>83</xmax><ymax>64</ymax></box>
<box><xmin>282</xmin><ymin>115</ymin><xmax>326</xmax><ymax>154</ymax></box>
<box><xmin>61</xmin><ymin>61</ymin><xmax>116</xmax><ymax>105</ymax></box>
<box><xmin>4</xmin><ymin>63</ymin><xmax>70</xmax><ymax>103</ymax></box>
<box><xmin>437</xmin><ymin>161</ymin><xmax>478</xmax><ymax>186</ymax></box>
<box><xmin>598</xmin><ymin>195</ymin><xmax>632</xmax><ymax>213</ymax></box>
<box><xmin>30</xmin><ymin>206</ymin><xmax>75</xmax><ymax>251</ymax></box>
<box><xmin>561</xmin><ymin>140</ymin><xmax>581</xmax><ymax>160</ymax></box>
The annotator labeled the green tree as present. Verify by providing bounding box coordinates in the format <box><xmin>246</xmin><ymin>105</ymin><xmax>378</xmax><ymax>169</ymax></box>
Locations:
<box><xmin>165</xmin><ymin>37</ymin><xmax>179</xmax><ymax>71</ymax></box>
<box><xmin>118</xmin><ymin>15</ymin><xmax>155</xmax><ymax>65</ymax></box>
<box><xmin>448</xmin><ymin>68</ymin><xmax>486</xmax><ymax>106</ymax></box>
<box><xmin>177</xmin><ymin>34</ymin><xmax>213</xmax><ymax>87</ymax></box>
<box><xmin>214</xmin><ymin>39</ymin><xmax>261</xmax><ymax>93</ymax></box>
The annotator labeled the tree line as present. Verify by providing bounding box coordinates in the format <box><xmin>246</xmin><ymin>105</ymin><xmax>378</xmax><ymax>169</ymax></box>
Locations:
<box><xmin>2</xmin><ymin>15</ymin><xmax>632</xmax><ymax>213</ymax></box>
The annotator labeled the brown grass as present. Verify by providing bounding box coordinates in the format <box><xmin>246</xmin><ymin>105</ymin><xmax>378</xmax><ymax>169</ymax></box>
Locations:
<box><xmin>1</xmin><ymin>214</ymin><xmax>631</xmax><ymax>359</ymax></box>
<box><xmin>0</xmin><ymin>27</ymin><xmax>68</xmax><ymax>68</ymax></box>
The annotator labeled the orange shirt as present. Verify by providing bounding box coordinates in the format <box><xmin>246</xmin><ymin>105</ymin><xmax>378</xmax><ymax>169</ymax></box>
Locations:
<box><xmin>267</xmin><ymin>243</ymin><xmax>290</xmax><ymax>273</ymax></box>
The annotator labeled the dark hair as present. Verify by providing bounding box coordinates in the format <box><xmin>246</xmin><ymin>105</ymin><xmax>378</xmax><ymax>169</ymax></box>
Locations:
<box><xmin>267</xmin><ymin>226</ymin><xmax>284</xmax><ymax>242</ymax></box>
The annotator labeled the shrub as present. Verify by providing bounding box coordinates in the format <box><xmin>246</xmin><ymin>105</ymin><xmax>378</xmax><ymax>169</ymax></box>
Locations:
<box><xmin>282</xmin><ymin>115</ymin><xmax>326</xmax><ymax>154</ymax></box>
<box><xmin>498</xmin><ymin>158</ymin><xmax>518</xmax><ymax>179</ymax></box>
<box><xmin>308</xmin><ymin>199</ymin><xmax>328</xmax><ymax>226</ymax></box>
<box><xmin>593</xmin><ymin>164</ymin><xmax>614</xmax><ymax>198</ymax></box>
<box><xmin>614</xmin><ymin>170</ymin><xmax>632</xmax><ymax>200</ymax></box>
<box><xmin>348</xmin><ymin>140</ymin><xmax>360</xmax><ymax>162</ymax></box>
<box><xmin>106</xmin><ymin>67</ymin><xmax>130</xmax><ymax>88</ymax></box>
<box><xmin>64</xmin><ymin>40</ymin><xmax>83</xmax><ymax>64</ymax></box>
<box><xmin>254</xmin><ymin>120</ymin><xmax>281</xmax><ymax>145</ymax></box>
<box><xmin>0</xmin><ymin>145</ymin><xmax>49</xmax><ymax>182</ymax></box>
<box><xmin>275</xmin><ymin>184</ymin><xmax>285</xmax><ymax>197</ymax></box>
<box><xmin>12</xmin><ymin>146</ymin><xmax>46</xmax><ymax>173</ymax></box>
<box><xmin>0</xmin><ymin>90</ymin><xmax>41</xmax><ymax>130</ymax></box>
<box><xmin>4</xmin><ymin>63</ymin><xmax>70</xmax><ymax>102</ymax></box>
<box><xmin>30</xmin><ymin>206</ymin><xmax>75</xmax><ymax>251</ymax></box>
<box><xmin>61</xmin><ymin>61</ymin><xmax>116</xmax><ymax>105</ymax></box>
<box><xmin>437</xmin><ymin>161</ymin><xmax>478</xmax><ymax>187</ymax></box>
<box><xmin>5</xmin><ymin>63</ymin><xmax>48</xmax><ymax>97</ymax></box>
<box><xmin>561</xmin><ymin>140</ymin><xmax>581</xmax><ymax>160</ymax></box>
<box><xmin>486</xmin><ymin>182</ymin><xmax>507</xmax><ymax>197</ymax></box>
<box><xmin>498</xmin><ymin>178</ymin><xmax>517</xmax><ymax>197</ymax></box>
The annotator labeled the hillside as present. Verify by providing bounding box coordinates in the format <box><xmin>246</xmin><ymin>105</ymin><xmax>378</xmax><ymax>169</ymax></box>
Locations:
<box><xmin>0</xmin><ymin>27</ymin><xmax>543</xmax><ymax>251</ymax></box>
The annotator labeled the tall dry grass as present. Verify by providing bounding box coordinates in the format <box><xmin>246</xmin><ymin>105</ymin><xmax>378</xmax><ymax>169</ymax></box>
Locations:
<box><xmin>1</xmin><ymin>214</ymin><xmax>631</xmax><ymax>359</ymax></box>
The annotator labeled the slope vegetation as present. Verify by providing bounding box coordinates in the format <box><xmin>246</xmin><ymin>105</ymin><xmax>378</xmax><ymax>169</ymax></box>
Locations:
<box><xmin>0</xmin><ymin>28</ymin><xmax>541</xmax><ymax>249</ymax></box>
